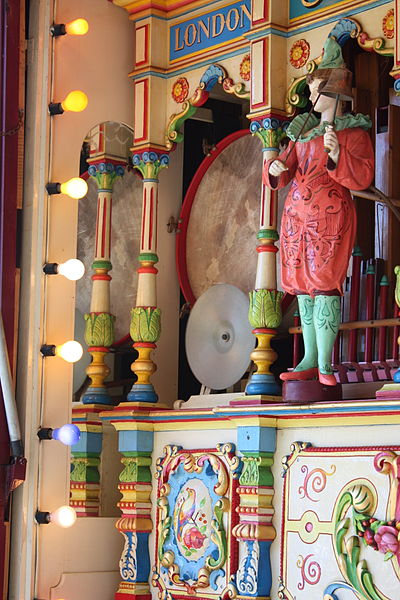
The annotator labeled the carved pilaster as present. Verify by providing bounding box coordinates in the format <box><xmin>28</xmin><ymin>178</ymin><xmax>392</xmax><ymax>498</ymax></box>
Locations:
<box><xmin>82</xmin><ymin>160</ymin><xmax>125</xmax><ymax>405</ymax></box>
<box><xmin>245</xmin><ymin>117</ymin><xmax>287</xmax><ymax>397</ymax></box>
<box><xmin>127</xmin><ymin>150</ymin><xmax>169</xmax><ymax>403</ymax></box>
<box><xmin>234</xmin><ymin>427</ymin><xmax>276</xmax><ymax>599</ymax></box>
<box><xmin>114</xmin><ymin>428</ymin><xmax>154</xmax><ymax>600</ymax></box>
<box><xmin>70</xmin><ymin>406</ymin><xmax>104</xmax><ymax>517</ymax></box>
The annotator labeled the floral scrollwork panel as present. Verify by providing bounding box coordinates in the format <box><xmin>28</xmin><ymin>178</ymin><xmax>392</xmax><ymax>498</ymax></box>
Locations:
<box><xmin>281</xmin><ymin>443</ymin><xmax>400</xmax><ymax>599</ymax></box>
<box><xmin>152</xmin><ymin>444</ymin><xmax>240</xmax><ymax>599</ymax></box>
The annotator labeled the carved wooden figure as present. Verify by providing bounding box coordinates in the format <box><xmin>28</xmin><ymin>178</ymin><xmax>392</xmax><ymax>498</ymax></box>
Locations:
<box><xmin>265</xmin><ymin>38</ymin><xmax>374</xmax><ymax>386</ymax></box>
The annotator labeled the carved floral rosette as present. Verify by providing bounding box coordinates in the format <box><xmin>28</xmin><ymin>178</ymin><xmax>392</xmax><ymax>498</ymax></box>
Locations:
<box><xmin>152</xmin><ymin>444</ymin><xmax>241</xmax><ymax>600</ymax></box>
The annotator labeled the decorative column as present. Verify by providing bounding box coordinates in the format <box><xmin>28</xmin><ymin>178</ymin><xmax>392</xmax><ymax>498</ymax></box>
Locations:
<box><xmin>127</xmin><ymin>151</ymin><xmax>169</xmax><ymax>404</ymax></box>
<box><xmin>233</xmin><ymin>425</ymin><xmax>276</xmax><ymax>599</ymax></box>
<box><xmin>113</xmin><ymin>424</ymin><xmax>154</xmax><ymax>600</ymax></box>
<box><xmin>245</xmin><ymin>118</ymin><xmax>286</xmax><ymax>396</ymax></box>
<box><xmin>70</xmin><ymin>406</ymin><xmax>103</xmax><ymax>517</ymax></box>
<box><xmin>82</xmin><ymin>160</ymin><xmax>125</xmax><ymax>405</ymax></box>
<box><xmin>390</xmin><ymin>0</ymin><xmax>400</xmax><ymax>93</ymax></box>
<box><xmin>243</xmin><ymin>1</ymin><xmax>289</xmax><ymax>396</ymax></box>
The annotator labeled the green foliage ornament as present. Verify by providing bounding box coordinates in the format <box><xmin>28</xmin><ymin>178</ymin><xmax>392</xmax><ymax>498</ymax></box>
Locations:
<box><xmin>130</xmin><ymin>307</ymin><xmax>161</xmax><ymax>343</ymax></box>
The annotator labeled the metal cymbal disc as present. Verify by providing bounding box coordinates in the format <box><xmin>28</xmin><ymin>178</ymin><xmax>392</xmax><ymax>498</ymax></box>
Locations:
<box><xmin>185</xmin><ymin>283</ymin><xmax>255</xmax><ymax>390</ymax></box>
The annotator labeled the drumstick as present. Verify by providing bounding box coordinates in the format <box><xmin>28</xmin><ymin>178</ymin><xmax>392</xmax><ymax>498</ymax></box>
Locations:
<box><xmin>324</xmin><ymin>93</ymin><xmax>340</xmax><ymax>152</ymax></box>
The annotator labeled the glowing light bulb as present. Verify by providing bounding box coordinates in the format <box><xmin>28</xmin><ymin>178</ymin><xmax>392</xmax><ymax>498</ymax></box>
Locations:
<box><xmin>59</xmin><ymin>177</ymin><xmax>88</xmax><ymax>199</ymax></box>
<box><xmin>37</xmin><ymin>424</ymin><xmax>81</xmax><ymax>446</ymax></box>
<box><xmin>61</xmin><ymin>90</ymin><xmax>88</xmax><ymax>113</ymax></box>
<box><xmin>55</xmin><ymin>341</ymin><xmax>83</xmax><ymax>363</ymax></box>
<box><xmin>50</xmin><ymin>506</ymin><xmax>77</xmax><ymax>528</ymax></box>
<box><xmin>57</xmin><ymin>259</ymin><xmax>85</xmax><ymax>280</ymax></box>
<box><xmin>65</xmin><ymin>18</ymin><xmax>89</xmax><ymax>35</ymax></box>
<box><xmin>52</xmin><ymin>424</ymin><xmax>81</xmax><ymax>446</ymax></box>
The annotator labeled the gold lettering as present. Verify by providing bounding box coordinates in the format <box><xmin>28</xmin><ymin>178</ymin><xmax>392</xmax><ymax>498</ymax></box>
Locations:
<box><xmin>198</xmin><ymin>17</ymin><xmax>210</xmax><ymax>42</ymax></box>
<box><xmin>239</xmin><ymin>3</ymin><xmax>252</xmax><ymax>28</ymax></box>
<box><xmin>226</xmin><ymin>8</ymin><xmax>239</xmax><ymax>31</ymax></box>
<box><xmin>184</xmin><ymin>23</ymin><xmax>197</xmax><ymax>47</ymax></box>
<box><xmin>174</xmin><ymin>27</ymin><xmax>184</xmax><ymax>51</ymax></box>
<box><xmin>212</xmin><ymin>13</ymin><xmax>225</xmax><ymax>37</ymax></box>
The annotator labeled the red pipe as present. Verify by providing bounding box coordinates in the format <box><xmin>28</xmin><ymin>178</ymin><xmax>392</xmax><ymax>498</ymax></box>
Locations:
<box><xmin>378</xmin><ymin>275</ymin><xmax>389</xmax><ymax>361</ymax></box>
<box><xmin>348</xmin><ymin>247</ymin><xmax>362</xmax><ymax>361</ymax></box>
<box><xmin>365</xmin><ymin>262</ymin><xmax>375</xmax><ymax>362</ymax></box>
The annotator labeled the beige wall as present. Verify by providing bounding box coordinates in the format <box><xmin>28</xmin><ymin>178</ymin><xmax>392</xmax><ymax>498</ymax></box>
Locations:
<box><xmin>10</xmin><ymin>0</ymin><xmax>181</xmax><ymax>598</ymax></box>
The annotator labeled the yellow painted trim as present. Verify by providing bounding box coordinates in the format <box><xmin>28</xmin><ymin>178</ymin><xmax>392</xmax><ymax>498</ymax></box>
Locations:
<box><xmin>75</xmin><ymin>423</ymin><xmax>102</xmax><ymax>433</ymax></box>
<box><xmin>169</xmin><ymin>35</ymin><xmax>249</xmax><ymax>64</ymax></box>
<box><xmin>171</xmin><ymin>0</ymin><xmax>246</xmax><ymax>27</ymax></box>
<box><xmin>289</xmin><ymin>0</ymin><xmax>380</xmax><ymax>26</ymax></box>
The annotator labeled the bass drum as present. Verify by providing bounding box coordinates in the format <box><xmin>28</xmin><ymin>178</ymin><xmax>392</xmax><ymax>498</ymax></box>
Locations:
<box><xmin>176</xmin><ymin>129</ymin><xmax>283</xmax><ymax>306</ymax></box>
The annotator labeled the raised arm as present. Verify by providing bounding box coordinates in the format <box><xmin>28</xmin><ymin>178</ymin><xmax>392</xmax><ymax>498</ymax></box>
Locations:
<box><xmin>326</xmin><ymin>128</ymin><xmax>374</xmax><ymax>191</ymax></box>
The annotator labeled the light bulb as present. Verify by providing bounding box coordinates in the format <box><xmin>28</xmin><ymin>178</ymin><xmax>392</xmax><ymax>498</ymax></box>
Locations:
<box><xmin>50</xmin><ymin>506</ymin><xmax>77</xmax><ymax>528</ymax></box>
<box><xmin>55</xmin><ymin>341</ymin><xmax>83</xmax><ymax>363</ymax></box>
<box><xmin>61</xmin><ymin>90</ymin><xmax>88</xmax><ymax>113</ymax></box>
<box><xmin>52</xmin><ymin>424</ymin><xmax>80</xmax><ymax>446</ymax></box>
<box><xmin>59</xmin><ymin>178</ymin><xmax>88</xmax><ymax>199</ymax></box>
<box><xmin>65</xmin><ymin>18</ymin><xmax>89</xmax><ymax>35</ymax></box>
<box><xmin>38</xmin><ymin>424</ymin><xmax>81</xmax><ymax>446</ymax></box>
<box><xmin>57</xmin><ymin>259</ymin><xmax>85</xmax><ymax>280</ymax></box>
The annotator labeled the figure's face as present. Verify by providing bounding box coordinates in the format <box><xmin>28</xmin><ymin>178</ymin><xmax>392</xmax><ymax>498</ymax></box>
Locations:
<box><xmin>309</xmin><ymin>78</ymin><xmax>335</xmax><ymax>113</ymax></box>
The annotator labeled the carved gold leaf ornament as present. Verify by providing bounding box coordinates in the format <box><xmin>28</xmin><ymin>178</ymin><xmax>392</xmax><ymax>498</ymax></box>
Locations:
<box><xmin>301</xmin><ymin>0</ymin><xmax>323</xmax><ymax>6</ymax></box>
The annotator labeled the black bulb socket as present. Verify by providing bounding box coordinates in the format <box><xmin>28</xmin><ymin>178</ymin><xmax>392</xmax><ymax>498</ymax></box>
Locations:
<box><xmin>35</xmin><ymin>510</ymin><xmax>51</xmax><ymax>524</ymax></box>
<box><xmin>40</xmin><ymin>344</ymin><xmax>56</xmax><ymax>357</ymax></box>
<box><xmin>50</xmin><ymin>23</ymin><xmax>67</xmax><ymax>37</ymax></box>
<box><xmin>45</xmin><ymin>182</ymin><xmax>62</xmax><ymax>195</ymax></box>
<box><xmin>43</xmin><ymin>263</ymin><xmax>59</xmax><ymax>275</ymax></box>
<box><xmin>37</xmin><ymin>428</ymin><xmax>54</xmax><ymax>441</ymax></box>
<box><xmin>48</xmin><ymin>102</ymin><xmax>64</xmax><ymax>116</ymax></box>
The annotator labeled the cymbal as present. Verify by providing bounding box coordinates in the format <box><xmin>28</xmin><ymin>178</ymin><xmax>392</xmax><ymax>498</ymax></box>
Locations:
<box><xmin>185</xmin><ymin>284</ymin><xmax>255</xmax><ymax>390</ymax></box>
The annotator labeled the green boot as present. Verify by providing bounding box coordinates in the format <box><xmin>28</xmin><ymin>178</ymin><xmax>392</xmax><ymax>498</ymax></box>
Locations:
<box><xmin>314</xmin><ymin>295</ymin><xmax>341</xmax><ymax>385</ymax></box>
<box><xmin>294</xmin><ymin>294</ymin><xmax>318</xmax><ymax>372</ymax></box>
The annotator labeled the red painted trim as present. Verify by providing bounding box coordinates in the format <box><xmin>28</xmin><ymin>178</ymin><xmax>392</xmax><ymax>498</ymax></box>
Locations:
<box><xmin>141</xmin><ymin>187</ymin><xmax>147</xmax><ymax>250</ymax></box>
<box><xmin>269</xmin><ymin>190</ymin><xmax>276</xmax><ymax>227</ymax></box>
<box><xmin>92</xmin><ymin>274</ymin><xmax>111</xmax><ymax>281</ymax></box>
<box><xmin>251</xmin><ymin>38</ymin><xmax>268</xmax><ymax>109</ymax></box>
<box><xmin>101</xmin><ymin>197</ymin><xmax>107</xmax><ymax>257</ymax></box>
<box><xmin>252</xmin><ymin>0</ymin><xmax>269</xmax><ymax>24</ymax></box>
<box><xmin>133</xmin><ymin>342</ymin><xmax>156</xmax><ymax>349</ymax></box>
<box><xmin>95</xmin><ymin>199</ymin><xmax>100</xmax><ymax>257</ymax></box>
<box><xmin>257</xmin><ymin>245</ymin><xmax>277</xmax><ymax>253</ymax></box>
<box><xmin>134</xmin><ymin>79</ymin><xmax>149</xmax><ymax>144</ymax></box>
<box><xmin>87</xmin><ymin>346</ymin><xmax>109</xmax><ymax>352</ymax></box>
<box><xmin>149</xmin><ymin>186</ymin><xmax>154</xmax><ymax>249</ymax></box>
<box><xmin>135</xmin><ymin>24</ymin><xmax>149</xmax><ymax>67</ymax></box>
<box><xmin>138</xmin><ymin>266</ymin><xmax>158</xmax><ymax>274</ymax></box>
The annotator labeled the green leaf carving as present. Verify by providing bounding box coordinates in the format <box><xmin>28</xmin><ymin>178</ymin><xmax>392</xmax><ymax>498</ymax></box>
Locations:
<box><xmin>130</xmin><ymin>307</ymin><xmax>161</xmax><ymax>343</ymax></box>
<box><xmin>248</xmin><ymin>289</ymin><xmax>283</xmax><ymax>329</ymax></box>
<box><xmin>84</xmin><ymin>312</ymin><xmax>115</xmax><ymax>346</ymax></box>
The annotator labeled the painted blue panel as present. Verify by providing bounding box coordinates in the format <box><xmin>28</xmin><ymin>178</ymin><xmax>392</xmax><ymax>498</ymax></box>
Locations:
<box><xmin>169</xmin><ymin>0</ymin><xmax>251</xmax><ymax>61</ymax></box>
<box><xmin>72</xmin><ymin>431</ymin><xmax>102</xmax><ymax>454</ymax></box>
<box><xmin>237</xmin><ymin>427</ymin><xmax>276</xmax><ymax>453</ymax></box>
<box><xmin>118</xmin><ymin>430</ymin><xmax>154</xmax><ymax>453</ymax></box>
<box><xmin>290</xmin><ymin>0</ymin><xmax>344</xmax><ymax>20</ymax></box>
<box><xmin>136</xmin><ymin>532</ymin><xmax>151</xmax><ymax>582</ymax></box>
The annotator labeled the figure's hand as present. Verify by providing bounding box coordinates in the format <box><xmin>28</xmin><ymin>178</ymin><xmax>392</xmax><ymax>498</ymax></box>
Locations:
<box><xmin>324</xmin><ymin>126</ymin><xmax>340</xmax><ymax>163</ymax></box>
<box><xmin>269</xmin><ymin>159</ymin><xmax>288</xmax><ymax>176</ymax></box>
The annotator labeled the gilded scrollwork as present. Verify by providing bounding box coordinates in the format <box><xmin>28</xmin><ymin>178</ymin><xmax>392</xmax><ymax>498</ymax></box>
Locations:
<box><xmin>153</xmin><ymin>444</ymin><xmax>238</xmax><ymax>597</ymax></box>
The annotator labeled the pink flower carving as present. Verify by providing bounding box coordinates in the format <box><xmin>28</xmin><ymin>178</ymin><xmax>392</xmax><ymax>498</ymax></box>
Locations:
<box><xmin>374</xmin><ymin>525</ymin><xmax>399</xmax><ymax>555</ymax></box>
<box><xmin>183</xmin><ymin>527</ymin><xmax>206</xmax><ymax>550</ymax></box>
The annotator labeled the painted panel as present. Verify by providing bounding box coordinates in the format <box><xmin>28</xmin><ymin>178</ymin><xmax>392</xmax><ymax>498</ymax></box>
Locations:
<box><xmin>251</xmin><ymin>38</ymin><xmax>268</xmax><ymax>108</ymax></box>
<box><xmin>280</xmin><ymin>443</ymin><xmax>400</xmax><ymax>600</ymax></box>
<box><xmin>135</xmin><ymin>24</ymin><xmax>149</xmax><ymax>67</ymax></box>
<box><xmin>153</xmin><ymin>443</ymin><xmax>241</xmax><ymax>600</ymax></box>
<box><xmin>396</xmin><ymin>0</ymin><xmax>400</xmax><ymax>67</ymax></box>
<box><xmin>169</xmin><ymin>0</ymin><xmax>251</xmax><ymax>62</ymax></box>
<box><xmin>252</xmin><ymin>0</ymin><xmax>269</xmax><ymax>23</ymax></box>
<box><xmin>134</xmin><ymin>79</ymin><xmax>148</xmax><ymax>143</ymax></box>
